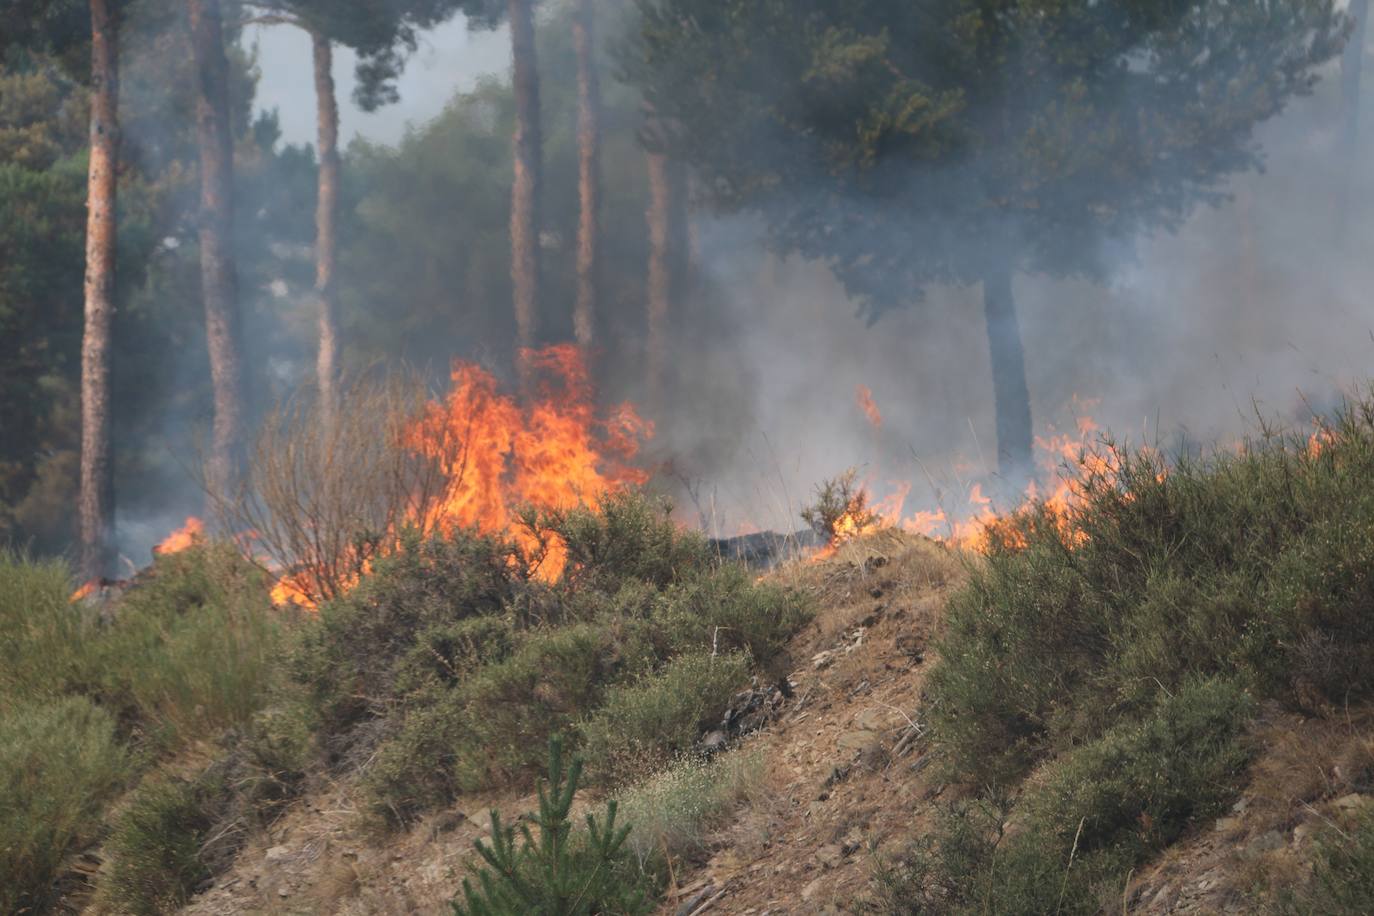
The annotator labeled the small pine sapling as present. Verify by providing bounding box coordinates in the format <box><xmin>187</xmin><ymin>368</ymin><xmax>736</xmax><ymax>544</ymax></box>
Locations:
<box><xmin>453</xmin><ymin>735</ymin><xmax>654</xmax><ymax>915</ymax></box>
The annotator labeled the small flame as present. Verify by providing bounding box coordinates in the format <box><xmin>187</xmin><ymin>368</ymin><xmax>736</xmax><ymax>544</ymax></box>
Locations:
<box><xmin>154</xmin><ymin>517</ymin><xmax>204</xmax><ymax>555</ymax></box>
<box><xmin>856</xmin><ymin>385</ymin><xmax>883</xmax><ymax>429</ymax></box>
<box><xmin>70</xmin><ymin>579</ymin><xmax>99</xmax><ymax>603</ymax></box>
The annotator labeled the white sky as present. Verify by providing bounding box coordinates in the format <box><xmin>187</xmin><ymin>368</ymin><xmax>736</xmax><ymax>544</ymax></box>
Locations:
<box><xmin>246</xmin><ymin>16</ymin><xmax>511</xmax><ymax>148</ymax></box>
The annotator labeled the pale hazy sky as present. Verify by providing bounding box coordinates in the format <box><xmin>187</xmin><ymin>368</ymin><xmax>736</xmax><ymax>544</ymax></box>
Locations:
<box><xmin>246</xmin><ymin>16</ymin><xmax>511</xmax><ymax>148</ymax></box>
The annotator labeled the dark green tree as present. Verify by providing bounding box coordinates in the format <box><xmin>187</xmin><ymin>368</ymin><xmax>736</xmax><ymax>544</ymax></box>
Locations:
<box><xmin>627</xmin><ymin>0</ymin><xmax>1345</xmax><ymax>479</ymax></box>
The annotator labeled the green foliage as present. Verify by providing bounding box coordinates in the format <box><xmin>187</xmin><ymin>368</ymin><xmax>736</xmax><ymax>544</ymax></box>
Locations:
<box><xmin>542</xmin><ymin>491</ymin><xmax>713</xmax><ymax>593</ymax></box>
<box><xmin>293</xmin><ymin>530</ymin><xmax>520</xmax><ymax>735</ymax></box>
<box><xmin>452</xmin><ymin>736</ymin><xmax>656</xmax><ymax>916</ymax></box>
<box><xmin>289</xmin><ymin>494</ymin><xmax>808</xmax><ymax>827</ymax></box>
<box><xmin>99</xmin><ymin>776</ymin><xmax>218</xmax><ymax>915</ymax></box>
<box><xmin>930</xmin><ymin>406</ymin><xmax>1374</xmax><ymax>788</ymax></box>
<box><xmin>579</xmin><ymin>651</ymin><xmax>751</xmax><ymax>786</ymax></box>
<box><xmin>627</xmin><ymin>0</ymin><xmax>1343</xmax><ymax>313</ymax></box>
<box><xmin>0</xmin><ymin>547</ymin><xmax>293</xmax><ymax>912</ymax></box>
<box><xmin>0</xmin><ymin>697</ymin><xmax>129</xmax><ymax>915</ymax></box>
<box><xmin>877</xmin><ymin>681</ymin><xmax>1252</xmax><ymax>915</ymax></box>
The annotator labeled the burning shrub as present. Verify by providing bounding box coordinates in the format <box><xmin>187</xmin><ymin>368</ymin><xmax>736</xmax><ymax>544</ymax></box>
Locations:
<box><xmin>213</xmin><ymin>373</ymin><xmax>456</xmax><ymax>607</ymax></box>
<box><xmin>578</xmin><ymin>651</ymin><xmax>752</xmax><ymax>786</ymax></box>
<box><xmin>930</xmin><ymin>401</ymin><xmax>1374</xmax><ymax>789</ymax></box>
<box><xmin>801</xmin><ymin>468</ymin><xmax>879</xmax><ymax>543</ymax></box>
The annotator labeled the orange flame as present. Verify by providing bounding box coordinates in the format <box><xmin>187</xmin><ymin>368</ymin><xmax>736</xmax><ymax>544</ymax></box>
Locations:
<box><xmin>405</xmin><ymin>345</ymin><xmax>653</xmax><ymax>582</ymax></box>
<box><xmin>856</xmin><ymin>385</ymin><xmax>883</xmax><ymax>429</ymax></box>
<box><xmin>154</xmin><ymin>517</ymin><xmax>204</xmax><ymax>555</ymax></box>
<box><xmin>70</xmin><ymin>579</ymin><xmax>99</xmax><ymax>603</ymax></box>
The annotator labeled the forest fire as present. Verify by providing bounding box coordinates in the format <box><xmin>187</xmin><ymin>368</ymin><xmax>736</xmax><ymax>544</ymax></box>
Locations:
<box><xmin>407</xmin><ymin>344</ymin><xmax>653</xmax><ymax>581</ymax></box>
<box><xmin>153</xmin><ymin>516</ymin><xmax>205</xmax><ymax>555</ymax></box>
<box><xmin>264</xmin><ymin>345</ymin><xmax>653</xmax><ymax>608</ymax></box>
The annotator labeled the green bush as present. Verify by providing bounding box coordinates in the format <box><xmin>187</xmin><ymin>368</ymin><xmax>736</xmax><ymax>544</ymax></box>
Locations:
<box><xmin>930</xmin><ymin>405</ymin><xmax>1374</xmax><ymax>788</ymax></box>
<box><xmin>452</xmin><ymin>736</ymin><xmax>656</xmax><ymax>916</ymax></box>
<box><xmin>579</xmin><ymin>651</ymin><xmax>751</xmax><ymax>785</ymax></box>
<box><xmin>293</xmin><ymin>530</ymin><xmax>520</xmax><ymax>736</ymax></box>
<box><xmin>542</xmin><ymin>490</ymin><xmax>713</xmax><ymax>592</ymax></box>
<box><xmin>877</xmin><ymin>679</ymin><xmax>1253</xmax><ymax>915</ymax></box>
<box><xmin>0</xmin><ymin>697</ymin><xmax>129</xmax><ymax>914</ymax></box>
<box><xmin>99</xmin><ymin>776</ymin><xmax>219</xmax><ymax>915</ymax></box>
<box><xmin>0</xmin><ymin>551</ymin><xmax>92</xmax><ymax>704</ymax></box>
<box><xmin>657</xmin><ymin>565</ymin><xmax>809</xmax><ymax>673</ymax></box>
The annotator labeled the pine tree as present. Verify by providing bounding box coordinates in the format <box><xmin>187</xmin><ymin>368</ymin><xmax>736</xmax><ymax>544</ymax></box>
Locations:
<box><xmin>452</xmin><ymin>736</ymin><xmax>653</xmax><ymax>916</ymax></box>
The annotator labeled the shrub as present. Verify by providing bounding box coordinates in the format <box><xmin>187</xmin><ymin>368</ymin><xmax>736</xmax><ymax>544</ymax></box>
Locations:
<box><xmin>543</xmin><ymin>490</ymin><xmax>712</xmax><ymax>592</ymax></box>
<box><xmin>99</xmin><ymin>776</ymin><xmax>218</xmax><ymax>915</ymax></box>
<box><xmin>929</xmin><ymin>405</ymin><xmax>1374</xmax><ymax>788</ymax></box>
<box><xmin>90</xmin><ymin>544</ymin><xmax>284</xmax><ymax>748</ymax></box>
<box><xmin>293</xmin><ymin>530</ymin><xmax>520</xmax><ymax>735</ymax></box>
<box><xmin>878</xmin><ymin>679</ymin><xmax>1252</xmax><ymax>915</ymax></box>
<box><xmin>0</xmin><ymin>697</ymin><xmax>128</xmax><ymax>914</ymax></box>
<box><xmin>801</xmin><ymin>468</ymin><xmax>876</xmax><ymax>541</ymax></box>
<box><xmin>579</xmin><ymin>651</ymin><xmax>751</xmax><ymax>786</ymax></box>
<box><xmin>615</xmin><ymin>749</ymin><xmax>765</xmax><ymax>866</ymax></box>
<box><xmin>452</xmin><ymin>736</ymin><xmax>656</xmax><ymax>916</ymax></box>
<box><xmin>657</xmin><ymin>565</ymin><xmax>809</xmax><ymax>673</ymax></box>
<box><xmin>0</xmin><ymin>551</ymin><xmax>91</xmax><ymax>704</ymax></box>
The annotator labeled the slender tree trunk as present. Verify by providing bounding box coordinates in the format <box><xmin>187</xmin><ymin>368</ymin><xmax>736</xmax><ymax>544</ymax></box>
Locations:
<box><xmin>645</xmin><ymin>148</ymin><xmax>671</xmax><ymax>403</ymax></box>
<box><xmin>1339</xmin><ymin>0</ymin><xmax>1369</xmax><ymax>237</ymax></box>
<box><xmin>188</xmin><ymin>0</ymin><xmax>246</xmax><ymax>502</ymax></box>
<box><xmin>79</xmin><ymin>0</ymin><xmax>119</xmax><ymax>582</ymax></box>
<box><xmin>572</xmin><ymin>0</ymin><xmax>600</xmax><ymax>349</ymax></box>
<box><xmin>311</xmin><ymin>29</ymin><xmax>340</xmax><ymax>425</ymax></box>
<box><xmin>981</xmin><ymin>262</ymin><xmax>1033</xmax><ymax>482</ymax></box>
<box><xmin>508</xmin><ymin>0</ymin><xmax>542</xmax><ymax>373</ymax></box>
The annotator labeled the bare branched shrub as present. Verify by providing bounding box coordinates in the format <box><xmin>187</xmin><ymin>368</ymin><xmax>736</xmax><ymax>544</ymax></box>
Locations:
<box><xmin>213</xmin><ymin>374</ymin><xmax>457</xmax><ymax>606</ymax></box>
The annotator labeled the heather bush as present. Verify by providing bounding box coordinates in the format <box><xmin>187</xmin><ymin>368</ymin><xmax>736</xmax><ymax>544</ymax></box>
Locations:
<box><xmin>0</xmin><ymin>697</ymin><xmax>128</xmax><ymax>914</ymax></box>
<box><xmin>579</xmin><ymin>651</ymin><xmax>751</xmax><ymax>785</ymax></box>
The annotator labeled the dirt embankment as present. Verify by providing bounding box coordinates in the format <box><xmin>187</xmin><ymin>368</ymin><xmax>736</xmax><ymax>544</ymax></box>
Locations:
<box><xmin>177</xmin><ymin>530</ymin><xmax>1374</xmax><ymax>914</ymax></box>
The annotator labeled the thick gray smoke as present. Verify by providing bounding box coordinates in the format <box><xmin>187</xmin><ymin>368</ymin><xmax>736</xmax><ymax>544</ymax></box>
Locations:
<box><xmin>237</xmin><ymin>3</ymin><xmax>1374</xmax><ymax>540</ymax></box>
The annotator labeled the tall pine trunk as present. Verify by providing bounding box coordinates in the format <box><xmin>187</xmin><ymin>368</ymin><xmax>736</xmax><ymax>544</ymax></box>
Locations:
<box><xmin>311</xmin><ymin>29</ymin><xmax>340</xmax><ymax>424</ymax></box>
<box><xmin>572</xmin><ymin>0</ymin><xmax>600</xmax><ymax>349</ymax></box>
<box><xmin>981</xmin><ymin>262</ymin><xmax>1033</xmax><ymax>482</ymax></box>
<box><xmin>645</xmin><ymin>148</ymin><xmax>671</xmax><ymax>403</ymax></box>
<box><xmin>188</xmin><ymin>0</ymin><xmax>246</xmax><ymax>502</ymax></box>
<box><xmin>1339</xmin><ymin>0</ymin><xmax>1369</xmax><ymax>236</ymax></box>
<box><xmin>508</xmin><ymin>0</ymin><xmax>543</xmax><ymax>371</ymax></box>
<box><xmin>79</xmin><ymin>0</ymin><xmax>119</xmax><ymax>581</ymax></box>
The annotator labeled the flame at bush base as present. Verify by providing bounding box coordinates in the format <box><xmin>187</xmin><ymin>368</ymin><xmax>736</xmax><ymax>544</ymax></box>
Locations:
<box><xmin>267</xmin><ymin>345</ymin><xmax>653</xmax><ymax>608</ymax></box>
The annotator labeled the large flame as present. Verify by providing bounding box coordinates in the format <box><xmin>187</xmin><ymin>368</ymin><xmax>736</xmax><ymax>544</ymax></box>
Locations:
<box><xmin>154</xmin><ymin>516</ymin><xmax>205</xmax><ymax>555</ymax></box>
<box><xmin>407</xmin><ymin>345</ymin><xmax>653</xmax><ymax>581</ymax></box>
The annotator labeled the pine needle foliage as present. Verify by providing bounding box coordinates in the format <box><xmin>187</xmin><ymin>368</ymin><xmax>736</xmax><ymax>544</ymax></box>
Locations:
<box><xmin>452</xmin><ymin>736</ymin><xmax>654</xmax><ymax>915</ymax></box>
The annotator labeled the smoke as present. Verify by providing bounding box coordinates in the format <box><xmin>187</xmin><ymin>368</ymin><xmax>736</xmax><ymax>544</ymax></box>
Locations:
<box><xmin>102</xmin><ymin>0</ymin><xmax>1374</xmax><ymax>557</ymax></box>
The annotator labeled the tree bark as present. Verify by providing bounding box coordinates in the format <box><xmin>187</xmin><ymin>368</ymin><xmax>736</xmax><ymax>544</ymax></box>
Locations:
<box><xmin>311</xmin><ymin>29</ymin><xmax>340</xmax><ymax>425</ymax></box>
<box><xmin>79</xmin><ymin>0</ymin><xmax>119</xmax><ymax>581</ymax></box>
<box><xmin>981</xmin><ymin>263</ymin><xmax>1033</xmax><ymax>482</ymax></box>
<box><xmin>1339</xmin><ymin>0</ymin><xmax>1369</xmax><ymax>237</ymax></box>
<box><xmin>188</xmin><ymin>0</ymin><xmax>246</xmax><ymax>502</ymax></box>
<box><xmin>508</xmin><ymin>0</ymin><xmax>542</xmax><ymax>373</ymax></box>
<box><xmin>572</xmin><ymin>0</ymin><xmax>600</xmax><ymax>350</ymax></box>
<box><xmin>645</xmin><ymin>148</ymin><xmax>671</xmax><ymax>403</ymax></box>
